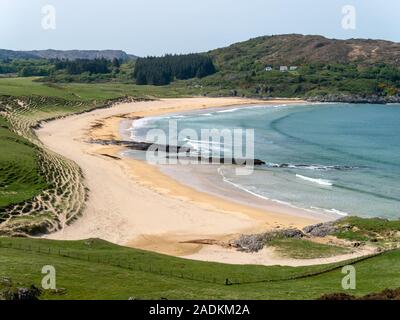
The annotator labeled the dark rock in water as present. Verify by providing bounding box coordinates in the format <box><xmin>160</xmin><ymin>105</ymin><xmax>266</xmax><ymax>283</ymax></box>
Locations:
<box><xmin>89</xmin><ymin>139</ymin><xmax>266</xmax><ymax>166</ymax></box>
<box><xmin>303</xmin><ymin>222</ymin><xmax>337</xmax><ymax>237</ymax></box>
<box><xmin>172</xmin><ymin>156</ymin><xmax>265</xmax><ymax>166</ymax></box>
<box><xmin>253</xmin><ymin>159</ymin><xmax>266</xmax><ymax>166</ymax></box>
<box><xmin>231</xmin><ymin>228</ymin><xmax>304</xmax><ymax>253</ymax></box>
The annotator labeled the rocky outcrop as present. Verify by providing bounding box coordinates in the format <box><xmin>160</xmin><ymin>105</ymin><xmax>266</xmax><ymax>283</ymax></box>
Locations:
<box><xmin>307</xmin><ymin>93</ymin><xmax>400</xmax><ymax>104</ymax></box>
<box><xmin>319</xmin><ymin>288</ymin><xmax>400</xmax><ymax>300</ymax></box>
<box><xmin>231</xmin><ymin>219</ymin><xmax>351</xmax><ymax>253</ymax></box>
<box><xmin>0</xmin><ymin>49</ymin><xmax>136</xmax><ymax>61</ymax></box>
<box><xmin>231</xmin><ymin>229</ymin><xmax>304</xmax><ymax>253</ymax></box>
<box><xmin>303</xmin><ymin>222</ymin><xmax>338</xmax><ymax>237</ymax></box>
<box><xmin>0</xmin><ymin>284</ymin><xmax>41</xmax><ymax>301</ymax></box>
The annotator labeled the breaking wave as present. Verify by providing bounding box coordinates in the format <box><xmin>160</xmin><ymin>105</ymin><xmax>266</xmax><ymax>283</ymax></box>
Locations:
<box><xmin>295</xmin><ymin>174</ymin><xmax>333</xmax><ymax>186</ymax></box>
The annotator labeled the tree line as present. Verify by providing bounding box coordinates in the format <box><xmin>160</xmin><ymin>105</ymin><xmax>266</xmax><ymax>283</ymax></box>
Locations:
<box><xmin>133</xmin><ymin>54</ymin><xmax>216</xmax><ymax>85</ymax></box>
<box><xmin>54</xmin><ymin>58</ymin><xmax>121</xmax><ymax>75</ymax></box>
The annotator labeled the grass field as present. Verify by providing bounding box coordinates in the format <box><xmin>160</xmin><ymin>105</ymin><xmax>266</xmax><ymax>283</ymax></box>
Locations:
<box><xmin>269</xmin><ymin>239</ymin><xmax>351</xmax><ymax>259</ymax></box>
<box><xmin>0</xmin><ymin>116</ymin><xmax>48</xmax><ymax>209</ymax></box>
<box><xmin>0</xmin><ymin>77</ymin><xmax>203</xmax><ymax>101</ymax></box>
<box><xmin>0</xmin><ymin>238</ymin><xmax>399</xmax><ymax>300</ymax></box>
<box><xmin>0</xmin><ymin>95</ymin><xmax>89</xmax><ymax>236</ymax></box>
<box><xmin>334</xmin><ymin>217</ymin><xmax>400</xmax><ymax>243</ymax></box>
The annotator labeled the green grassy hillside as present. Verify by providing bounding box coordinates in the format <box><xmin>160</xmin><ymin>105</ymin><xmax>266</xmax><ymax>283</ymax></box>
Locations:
<box><xmin>0</xmin><ymin>116</ymin><xmax>47</xmax><ymax>209</ymax></box>
<box><xmin>209</xmin><ymin>34</ymin><xmax>400</xmax><ymax>68</ymax></box>
<box><xmin>194</xmin><ymin>34</ymin><xmax>400</xmax><ymax>99</ymax></box>
<box><xmin>0</xmin><ymin>77</ymin><xmax>196</xmax><ymax>100</ymax></box>
<box><xmin>1</xmin><ymin>238</ymin><xmax>399</xmax><ymax>300</ymax></box>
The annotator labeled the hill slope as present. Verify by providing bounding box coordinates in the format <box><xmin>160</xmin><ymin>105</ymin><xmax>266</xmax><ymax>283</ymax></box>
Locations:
<box><xmin>0</xmin><ymin>49</ymin><xmax>136</xmax><ymax>61</ymax></box>
<box><xmin>209</xmin><ymin>34</ymin><xmax>400</xmax><ymax>68</ymax></box>
<box><xmin>191</xmin><ymin>34</ymin><xmax>400</xmax><ymax>100</ymax></box>
<box><xmin>0</xmin><ymin>49</ymin><xmax>37</xmax><ymax>60</ymax></box>
<box><xmin>1</xmin><ymin>237</ymin><xmax>399</xmax><ymax>300</ymax></box>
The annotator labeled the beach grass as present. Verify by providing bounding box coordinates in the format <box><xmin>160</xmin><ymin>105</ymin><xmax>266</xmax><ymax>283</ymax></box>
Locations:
<box><xmin>334</xmin><ymin>217</ymin><xmax>400</xmax><ymax>243</ymax></box>
<box><xmin>268</xmin><ymin>239</ymin><xmax>351</xmax><ymax>259</ymax></box>
<box><xmin>337</xmin><ymin>217</ymin><xmax>400</xmax><ymax>233</ymax></box>
<box><xmin>0</xmin><ymin>80</ymin><xmax>104</xmax><ymax>234</ymax></box>
<box><xmin>0</xmin><ymin>237</ymin><xmax>398</xmax><ymax>300</ymax></box>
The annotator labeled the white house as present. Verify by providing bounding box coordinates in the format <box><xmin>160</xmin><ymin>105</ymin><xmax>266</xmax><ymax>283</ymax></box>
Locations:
<box><xmin>265</xmin><ymin>66</ymin><xmax>273</xmax><ymax>72</ymax></box>
<box><xmin>289</xmin><ymin>66</ymin><xmax>298</xmax><ymax>71</ymax></box>
<box><xmin>280</xmin><ymin>66</ymin><xmax>288</xmax><ymax>72</ymax></box>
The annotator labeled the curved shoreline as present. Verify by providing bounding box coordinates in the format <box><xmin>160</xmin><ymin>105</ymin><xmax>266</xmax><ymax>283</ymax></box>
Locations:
<box><xmin>122</xmin><ymin>102</ymin><xmax>341</xmax><ymax>223</ymax></box>
<box><xmin>36</xmin><ymin>97</ymin><xmax>347</xmax><ymax>266</ymax></box>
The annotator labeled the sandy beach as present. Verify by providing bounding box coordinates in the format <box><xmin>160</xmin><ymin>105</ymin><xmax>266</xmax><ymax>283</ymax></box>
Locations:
<box><xmin>37</xmin><ymin>97</ymin><xmax>352</xmax><ymax>265</ymax></box>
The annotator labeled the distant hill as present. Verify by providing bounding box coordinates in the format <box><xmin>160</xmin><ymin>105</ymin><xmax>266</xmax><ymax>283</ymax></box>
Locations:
<box><xmin>209</xmin><ymin>34</ymin><xmax>400</xmax><ymax>68</ymax></box>
<box><xmin>195</xmin><ymin>34</ymin><xmax>400</xmax><ymax>102</ymax></box>
<box><xmin>0</xmin><ymin>49</ymin><xmax>136</xmax><ymax>61</ymax></box>
<box><xmin>0</xmin><ymin>49</ymin><xmax>37</xmax><ymax>60</ymax></box>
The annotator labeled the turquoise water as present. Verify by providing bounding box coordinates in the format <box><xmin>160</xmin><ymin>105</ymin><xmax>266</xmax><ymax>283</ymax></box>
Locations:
<box><xmin>131</xmin><ymin>103</ymin><xmax>400</xmax><ymax>219</ymax></box>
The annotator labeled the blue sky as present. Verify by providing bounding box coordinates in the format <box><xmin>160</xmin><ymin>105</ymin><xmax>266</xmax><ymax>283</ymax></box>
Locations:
<box><xmin>1</xmin><ymin>0</ymin><xmax>399</xmax><ymax>56</ymax></box>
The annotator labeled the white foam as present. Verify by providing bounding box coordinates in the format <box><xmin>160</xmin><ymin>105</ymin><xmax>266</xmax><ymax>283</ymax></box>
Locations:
<box><xmin>217</xmin><ymin>108</ymin><xmax>240</xmax><ymax>113</ymax></box>
<box><xmin>296</xmin><ymin>174</ymin><xmax>333</xmax><ymax>186</ymax></box>
<box><xmin>184</xmin><ymin>138</ymin><xmax>230</xmax><ymax>157</ymax></box>
<box><xmin>184</xmin><ymin>138</ymin><xmax>223</xmax><ymax>145</ymax></box>
<box><xmin>171</xmin><ymin>115</ymin><xmax>186</xmax><ymax>118</ymax></box>
<box><xmin>216</xmin><ymin>168</ymin><xmax>341</xmax><ymax>218</ymax></box>
<box><xmin>132</xmin><ymin>117</ymin><xmax>154</xmax><ymax>128</ymax></box>
<box><xmin>310</xmin><ymin>206</ymin><xmax>349</xmax><ymax>217</ymax></box>
<box><xmin>217</xmin><ymin>168</ymin><xmax>271</xmax><ymax>201</ymax></box>
<box><xmin>128</xmin><ymin>117</ymin><xmax>154</xmax><ymax>141</ymax></box>
<box><xmin>325</xmin><ymin>208</ymin><xmax>349</xmax><ymax>216</ymax></box>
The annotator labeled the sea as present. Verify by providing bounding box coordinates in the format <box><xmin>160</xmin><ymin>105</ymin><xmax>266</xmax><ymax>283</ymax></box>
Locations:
<box><xmin>125</xmin><ymin>103</ymin><xmax>400</xmax><ymax>220</ymax></box>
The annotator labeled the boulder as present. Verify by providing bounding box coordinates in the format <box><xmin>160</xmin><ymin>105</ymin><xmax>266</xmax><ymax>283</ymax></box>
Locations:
<box><xmin>231</xmin><ymin>228</ymin><xmax>304</xmax><ymax>253</ymax></box>
<box><xmin>303</xmin><ymin>222</ymin><xmax>337</xmax><ymax>237</ymax></box>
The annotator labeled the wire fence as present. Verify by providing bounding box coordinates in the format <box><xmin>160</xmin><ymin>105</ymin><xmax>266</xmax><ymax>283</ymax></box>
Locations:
<box><xmin>0</xmin><ymin>240</ymin><xmax>385</xmax><ymax>286</ymax></box>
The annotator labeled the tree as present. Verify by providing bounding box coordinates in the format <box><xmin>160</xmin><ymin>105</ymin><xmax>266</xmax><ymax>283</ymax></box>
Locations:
<box><xmin>133</xmin><ymin>54</ymin><xmax>216</xmax><ymax>85</ymax></box>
